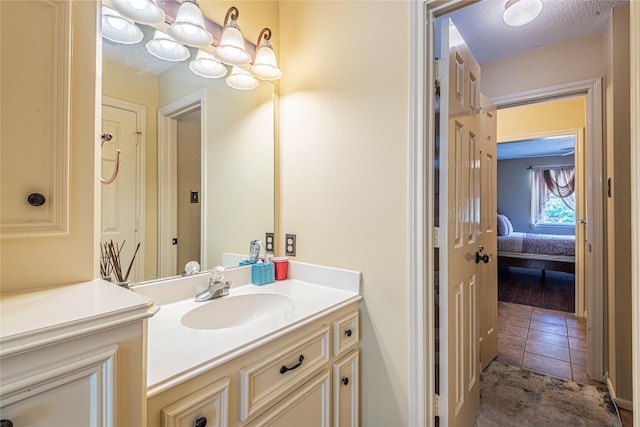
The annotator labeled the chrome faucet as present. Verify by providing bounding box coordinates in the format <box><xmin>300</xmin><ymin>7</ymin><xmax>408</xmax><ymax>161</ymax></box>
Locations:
<box><xmin>195</xmin><ymin>266</ymin><xmax>231</xmax><ymax>302</ymax></box>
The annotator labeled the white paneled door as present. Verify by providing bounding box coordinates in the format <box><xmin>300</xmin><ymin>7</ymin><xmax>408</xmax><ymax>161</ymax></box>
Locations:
<box><xmin>478</xmin><ymin>94</ymin><xmax>498</xmax><ymax>370</ymax></box>
<box><xmin>438</xmin><ymin>18</ymin><xmax>495</xmax><ymax>426</ymax></box>
<box><xmin>101</xmin><ymin>101</ymin><xmax>143</xmax><ymax>282</ymax></box>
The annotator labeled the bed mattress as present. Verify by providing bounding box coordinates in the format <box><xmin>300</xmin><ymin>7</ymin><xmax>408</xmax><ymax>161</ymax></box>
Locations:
<box><xmin>497</xmin><ymin>232</ymin><xmax>575</xmax><ymax>257</ymax></box>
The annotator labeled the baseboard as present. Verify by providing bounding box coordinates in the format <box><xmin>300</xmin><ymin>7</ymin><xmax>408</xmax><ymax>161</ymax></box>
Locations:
<box><xmin>607</xmin><ymin>377</ymin><xmax>634</xmax><ymax>411</ymax></box>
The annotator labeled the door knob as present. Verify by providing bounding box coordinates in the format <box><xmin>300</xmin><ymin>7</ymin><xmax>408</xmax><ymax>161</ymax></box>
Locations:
<box><xmin>475</xmin><ymin>251</ymin><xmax>490</xmax><ymax>264</ymax></box>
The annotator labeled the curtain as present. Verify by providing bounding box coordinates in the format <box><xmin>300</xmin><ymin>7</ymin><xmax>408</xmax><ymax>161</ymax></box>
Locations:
<box><xmin>543</xmin><ymin>167</ymin><xmax>575</xmax><ymax>210</ymax></box>
<box><xmin>531</xmin><ymin>167</ymin><xmax>576</xmax><ymax>223</ymax></box>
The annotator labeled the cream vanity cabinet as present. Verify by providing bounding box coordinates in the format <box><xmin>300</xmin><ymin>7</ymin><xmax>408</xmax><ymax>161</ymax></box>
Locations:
<box><xmin>0</xmin><ymin>281</ymin><xmax>156</xmax><ymax>426</ymax></box>
<box><xmin>148</xmin><ymin>304</ymin><xmax>360</xmax><ymax>427</ymax></box>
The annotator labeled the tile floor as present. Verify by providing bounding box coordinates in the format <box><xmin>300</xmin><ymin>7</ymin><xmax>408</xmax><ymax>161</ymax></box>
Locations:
<box><xmin>496</xmin><ymin>301</ymin><xmax>600</xmax><ymax>386</ymax></box>
<box><xmin>496</xmin><ymin>301</ymin><xmax>634</xmax><ymax>426</ymax></box>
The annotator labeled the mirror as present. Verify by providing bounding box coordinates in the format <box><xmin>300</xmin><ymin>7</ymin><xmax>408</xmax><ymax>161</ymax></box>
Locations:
<box><xmin>100</xmin><ymin>21</ymin><xmax>274</xmax><ymax>283</ymax></box>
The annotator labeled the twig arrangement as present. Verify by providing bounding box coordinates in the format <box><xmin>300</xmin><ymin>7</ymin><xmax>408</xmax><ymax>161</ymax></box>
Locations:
<box><xmin>100</xmin><ymin>240</ymin><xmax>141</xmax><ymax>285</ymax></box>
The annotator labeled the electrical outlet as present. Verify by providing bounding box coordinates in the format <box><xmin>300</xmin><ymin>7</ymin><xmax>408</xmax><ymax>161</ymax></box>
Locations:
<box><xmin>285</xmin><ymin>234</ymin><xmax>296</xmax><ymax>257</ymax></box>
<box><xmin>265</xmin><ymin>232</ymin><xmax>275</xmax><ymax>253</ymax></box>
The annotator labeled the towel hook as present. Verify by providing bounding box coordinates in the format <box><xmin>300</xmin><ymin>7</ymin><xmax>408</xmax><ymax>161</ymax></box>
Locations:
<box><xmin>101</xmin><ymin>132</ymin><xmax>121</xmax><ymax>185</ymax></box>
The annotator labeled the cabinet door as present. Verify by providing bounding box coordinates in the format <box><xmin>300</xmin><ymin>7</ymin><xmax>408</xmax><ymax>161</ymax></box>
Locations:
<box><xmin>1</xmin><ymin>0</ymin><xmax>71</xmax><ymax>237</ymax></box>
<box><xmin>333</xmin><ymin>350</ymin><xmax>359</xmax><ymax>427</ymax></box>
<box><xmin>247</xmin><ymin>371</ymin><xmax>330</xmax><ymax>427</ymax></box>
<box><xmin>0</xmin><ymin>347</ymin><xmax>116</xmax><ymax>426</ymax></box>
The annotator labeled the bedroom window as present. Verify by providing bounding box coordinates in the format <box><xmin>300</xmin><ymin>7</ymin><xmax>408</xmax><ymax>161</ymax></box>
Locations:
<box><xmin>531</xmin><ymin>166</ymin><xmax>576</xmax><ymax>226</ymax></box>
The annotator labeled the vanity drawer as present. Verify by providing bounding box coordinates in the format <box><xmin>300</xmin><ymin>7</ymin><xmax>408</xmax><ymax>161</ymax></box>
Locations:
<box><xmin>333</xmin><ymin>311</ymin><xmax>359</xmax><ymax>357</ymax></box>
<box><xmin>239</xmin><ymin>326</ymin><xmax>330</xmax><ymax>421</ymax></box>
<box><xmin>161</xmin><ymin>377</ymin><xmax>229</xmax><ymax>427</ymax></box>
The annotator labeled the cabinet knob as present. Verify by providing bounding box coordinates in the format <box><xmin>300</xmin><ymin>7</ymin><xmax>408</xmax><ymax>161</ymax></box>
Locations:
<box><xmin>27</xmin><ymin>192</ymin><xmax>46</xmax><ymax>206</ymax></box>
<box><xmin>1</xmin><ymin>420</ymin><xmax>14</xmax><ymax>427</ymax></box>
<box><xmin>344</xmin><ymin>329</ymin><xmax>352</xmax><ymax>337</ymax></box>
<box><xmin>195</xmin><ymin>416</ymin><xmax>207</xmax><ymax>427</ymax></box>
<box><xmin>342</xmin><ymin>376</ymin><xmax>349</xmax><ymax>386</ymax></box>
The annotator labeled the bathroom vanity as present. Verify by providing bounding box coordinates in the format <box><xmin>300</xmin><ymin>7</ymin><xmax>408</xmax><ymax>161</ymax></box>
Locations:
<box><xmin>137</xmin><ymin>261</ymin><xmax>361</xmax><ymax>427</ymax></box>
<box><xmin>0</xmin><ymin>262</ymin><xmax>361</xmax><ymax>426</ymax></box>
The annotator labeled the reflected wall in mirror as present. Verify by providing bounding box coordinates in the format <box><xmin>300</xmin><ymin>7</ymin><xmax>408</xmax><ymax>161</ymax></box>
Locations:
<box><xmin>101</xmin><ymin>21</ymin><xmax>274</xmax><ymax>283</ymax></box>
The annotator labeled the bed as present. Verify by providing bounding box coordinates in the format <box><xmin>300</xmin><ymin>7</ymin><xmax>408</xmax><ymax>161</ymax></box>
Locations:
<box><xmin>496</xmin><ymin>214</ymin><xmax>575</xmax><ymax>280</ymax></box>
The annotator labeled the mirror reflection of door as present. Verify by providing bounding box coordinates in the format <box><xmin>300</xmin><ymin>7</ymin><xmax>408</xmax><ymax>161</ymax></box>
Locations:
<box><xmin>176</xmin><ymin>108</ymin><xmax>202</xmax><ymax>274</ymax></box>
<box><xmin>101</xmin><ymin>99</ymin><xmax>145</xmax><ymax>282</ymax></box>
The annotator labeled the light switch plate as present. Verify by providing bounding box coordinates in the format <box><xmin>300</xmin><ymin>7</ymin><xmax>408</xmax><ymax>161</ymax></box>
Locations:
<box><xmin>285</xmin><ymin>234</ymin><xmax>296</xmax><ymax>257</ymax></box>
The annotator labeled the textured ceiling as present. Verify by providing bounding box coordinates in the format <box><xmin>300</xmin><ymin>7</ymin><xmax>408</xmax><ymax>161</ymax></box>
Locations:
<box><xmin>497</xmin><ymin>136</ymin><xmax>575</xmax><ymax>160</ymax></box>
<box><xmin>443</xmin><ymin>0</ymin><xmax>629</xmax><ymax>64</ymax></box>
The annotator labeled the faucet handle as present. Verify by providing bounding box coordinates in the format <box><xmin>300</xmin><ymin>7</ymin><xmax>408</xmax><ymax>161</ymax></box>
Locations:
<box><xmin>211</xmin><ymin>266</ymin><xmax>225</xmax><ymax>282</ymax></box>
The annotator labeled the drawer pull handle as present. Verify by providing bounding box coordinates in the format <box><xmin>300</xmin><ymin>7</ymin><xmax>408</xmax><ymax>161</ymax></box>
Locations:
<box><xmin>195</xmin><ymin>416</ymin><xmax>207</xmax><ymax>427</ymax></box>
<box><xmin>280</xmin><ymin>354</ymin><xmax>304</xmax><ymax>374</ymax></box>
<box><xmin>342</xmin><ymin>376</ymin><xmax>349</xmax><ymax>386</ymax></box>
<box><xmin>344</xmin><ymin>329</ymin><xmax>352</xmax><ymax>337</ymax></box>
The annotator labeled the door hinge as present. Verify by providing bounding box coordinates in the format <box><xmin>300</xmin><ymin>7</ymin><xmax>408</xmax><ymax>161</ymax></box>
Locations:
<box><xmin>433</xmin><ymin>393</ymin><xmax>439</xmax><ymax>416</ymax></box>
<box><xmin>434</xmin><ymin>226</ymin><xmax>446</xmax><ymax>248</ymax></box>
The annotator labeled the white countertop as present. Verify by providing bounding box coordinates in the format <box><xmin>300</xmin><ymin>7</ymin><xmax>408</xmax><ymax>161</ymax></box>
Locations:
<box><xmin>0</xmin><ymin>279</ymin><xmax>157</xmax><ymax>357</ymax></box>
<box><xmin>137</xmin><ymin>261</ymin><xmax>362</xmax><ymax>397</ymax></box>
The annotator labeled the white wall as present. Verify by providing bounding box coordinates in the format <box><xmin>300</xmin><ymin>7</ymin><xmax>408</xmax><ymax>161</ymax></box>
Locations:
<box><xmin>482</xmin><ymin>34</ymin><xmax>605</xmax><ymax>99</ymax></box>
<box><xmin>497</xmin><ymin>155</ymin><xmax>575</xmax><ymax>235</ymax></box>
<box><xmin>278</xmin><ymin>2</ymin><xmax>410</xmax><ymax>425</ymax></box>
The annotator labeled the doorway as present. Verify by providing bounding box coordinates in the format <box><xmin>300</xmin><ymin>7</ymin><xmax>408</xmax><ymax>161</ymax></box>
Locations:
<box><xmin>410</xmin><ymin>0</ymin><xmax>608</xmax><ymax>424</ymax></box>
<box><xmin>496</xmin><ymin>96</ymin><xmax>587</xmax><ymax>317</ymax></box>
<box><xmin>158</xmin><ymin>90</ymin><xmax>206</xmax><ymax>278</ymax></box>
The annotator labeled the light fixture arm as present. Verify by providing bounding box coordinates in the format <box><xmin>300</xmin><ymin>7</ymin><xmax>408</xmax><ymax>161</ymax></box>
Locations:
<box><xmin>223</xmin><ymin>6</ymin><xmax>239</xmax><ymax>26</ymax></box>
<box><xmin>256</xmin><ymin>27</ymin><xmax>272</xmax><ymax>46</ymax></box>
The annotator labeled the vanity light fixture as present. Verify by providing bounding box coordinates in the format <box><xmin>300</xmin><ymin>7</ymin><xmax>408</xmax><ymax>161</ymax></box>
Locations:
<box><xmin>167</xmin><ymin>0</ymin><xmax>213</xmax><ymax>47</ymax></box>
<box><xmin>250</xmin><ymin>28</ymin><xmax>282</xmax><ymax>81</ymax></box>
<box><xmin>503</xmin><ymin>0</ymin><xmax>543</xmax><ymax>26</ymax></box>
<box><xmin>189</xmin><ymin>50</ymin><xmax>228</xmax><ymax>79</ymax></box>
<box><xmin>226</xmin><ymin>66</ymin><xmax>259</xmax><ymax>90</ymax></box>
<box><xmin>109</xmin><ymin>0</ymin><xmax>165</xmax><ymax>25</ymax></box>
<box><xmin>213</xmin><ymin>7</ymin><xmax>252</xmax><ymax>66</ymax></box>
<box><xmin>102</xmin><ymin>6</ymin><xmax>143</xmax><ymax>44</ymax></box>
<box><xmin>146</xmin><ymin>30</ymin><xmax>190</xmax><ymax>62</ymax></box>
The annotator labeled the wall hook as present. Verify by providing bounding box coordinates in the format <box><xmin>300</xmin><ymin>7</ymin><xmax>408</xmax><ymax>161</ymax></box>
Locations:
<box><xmin>101</xmin><ymin>132</ymin><xmax>121</xmax><ymax>185</ymax></box>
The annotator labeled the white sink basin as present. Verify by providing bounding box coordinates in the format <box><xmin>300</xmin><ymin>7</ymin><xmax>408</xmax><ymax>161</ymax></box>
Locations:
<box><xmin>181</xmin><ymin>293</ymin><xmax>293</xmax><ymax>330</ymax></box>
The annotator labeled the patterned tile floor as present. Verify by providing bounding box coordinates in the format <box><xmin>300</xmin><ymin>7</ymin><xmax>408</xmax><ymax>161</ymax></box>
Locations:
<box><xmin>497</xmin><ymin>301</ymin><xmax>598</xmax><ymax>386</ymax></box>
<box><xmin>496</xmin><ymin>301</ymin><xmax>634</xmax><ymax>426</ymax></box>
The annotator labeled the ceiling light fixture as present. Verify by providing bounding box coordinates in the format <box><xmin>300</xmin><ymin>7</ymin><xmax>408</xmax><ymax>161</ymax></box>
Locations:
<box><xmin>102</xmin><ymin>6</ymin><xmax>144</xmax><ymax>44</ymax></box>
<box><xmin>167</xmin><ymin>0</ymin><xmax>213</xmax><ymax>47</ymax></box>
<box><xmin>503</xmin><ymin>0</ymin><xmax>543</xmax><ymax>27</ymax></box>
<box><xmin>226</xmin><ymin>66</ymin><xmax>259</xmax><ymax>90</ymax></box>
<box><xmin>146</xmin><ymin>30</ymin><xmax>190</xmax><ymax>62</ymax></box>
<box><xmin>189</xmin><ymin>50</ymin><xmax>228</xmax><ymax>78</ymax></box>
<box><xmin>250</xmin><ymin>28</ymin><xmax>282</xmax><ymax>81</ymax></box>
<box><xmin>109</xmin><ymin>0</ymin><xmax>165</xmax><ymax>25</ymax></box>
<box><xmin>213</xmin><ymin>7</ymin><xmax>252</xmax><ymax>66</ymax></box>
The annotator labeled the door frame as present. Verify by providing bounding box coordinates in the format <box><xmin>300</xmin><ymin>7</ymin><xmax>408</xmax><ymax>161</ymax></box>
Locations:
<box><xmin>492</xmin><ymin>79</ymin><xmax>605</xmax><ymax>383</ymax></box>
<box><xmin>101</xmin><ymin>96</ymin><xmax>146</xmax><ymax>282</ymax></box>
<box><xmin>408</xmin><ymin>0</ymin><xmax>629</xmax><ymax>424</ymax></box>
<box><xmin>157</xmin><ymin>89</ymin><xmax>207</xmax><ymax>278</ymax></box>
<box><xmin>630</xmin><ymin>0</ymin><xmax>639</xmax><ymax>419</ymax></box>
